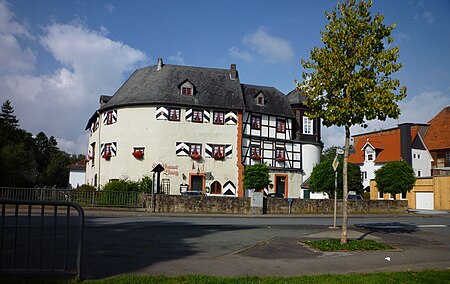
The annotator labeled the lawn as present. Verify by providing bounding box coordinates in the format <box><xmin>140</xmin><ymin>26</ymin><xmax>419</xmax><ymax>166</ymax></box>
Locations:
<box><xmin>301</xmin><ymin>239</ymin><xmax>395</xmax><ymax>251</ymax></box>
<box><xmin>1</xmin><ymin>270</ymin><xmax>449</xmax><ymax>284</ymax></box>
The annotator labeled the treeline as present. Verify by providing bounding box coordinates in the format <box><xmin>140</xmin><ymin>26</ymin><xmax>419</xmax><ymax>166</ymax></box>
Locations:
<box><xmin>0</xmin><ymin>100</ymin><xmax>84</xmax><ymax>188</ymax></box>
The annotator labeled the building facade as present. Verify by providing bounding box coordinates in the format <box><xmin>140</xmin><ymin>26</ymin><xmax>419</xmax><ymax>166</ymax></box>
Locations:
<box><xmin>85</xmin><ymin>59</ymin><xmax>322</xmax><ymax>198</ymax></box>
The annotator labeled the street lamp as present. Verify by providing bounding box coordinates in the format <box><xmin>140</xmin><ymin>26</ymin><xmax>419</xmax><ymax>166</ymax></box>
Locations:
<box><xmin>330</xmin><ymin>148</ymin><xmax>344</xmax><ymax>229</ymax></box>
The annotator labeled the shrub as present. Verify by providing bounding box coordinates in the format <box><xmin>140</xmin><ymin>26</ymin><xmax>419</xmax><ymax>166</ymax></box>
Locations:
<box><xmin>77</xmin><ymin>184</ymin><xmax>96</xmax><ymax>191</ymax></box>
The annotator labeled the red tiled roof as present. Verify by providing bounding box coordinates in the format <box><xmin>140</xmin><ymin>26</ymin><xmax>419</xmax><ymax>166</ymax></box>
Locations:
<box><xmin>67</xmin><ymin>160</ymin><xmax>87</xmax><ymax>170</ymax></box>
<box><xmin>349</xmin><ymin>126</ymin><xmax>419</xmax><ymax>164</ymax></box>
<box><xmin>424</xmin><ymin>106</ymin><xmax>450</xmax><ymax>151</ymax></box>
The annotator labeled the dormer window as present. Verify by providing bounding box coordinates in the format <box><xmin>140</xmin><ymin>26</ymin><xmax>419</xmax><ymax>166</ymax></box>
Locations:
<box><xmin>180</xmin><ymin>80</ymin><xmax>194</xmax><ymax>96</ymax></box>
<box><xmin>365</xmin><ymin>147</ymin><xmax>375</xmax><ymax>161</ymax></box>
<box><xmin>255</xmin><ymin>92</ymin><xmax>265</xmax><ymax>106</ymax></box>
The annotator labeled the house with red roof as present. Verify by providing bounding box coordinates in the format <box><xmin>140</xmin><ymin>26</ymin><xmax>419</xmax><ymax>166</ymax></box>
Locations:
<box><xmin>349</xmin><ymin>123</ymin><xmax>433</xmax><ymax>193</ymax></box>
<box><xmin>423</xmin><ymin>106</ymin><xmax>450</xmax><ymax>175</ymax></box>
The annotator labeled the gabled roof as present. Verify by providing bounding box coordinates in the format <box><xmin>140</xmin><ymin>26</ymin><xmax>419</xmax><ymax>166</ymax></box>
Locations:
<box><xmin>349</xmin><ymin>125</ymin><xmax>422</xmax><ymax>164</ymax></box>
<box><xmin>101</xmin><ymin>63</ymin><xmax>246</xmax><ymax>111</ymax></box>
<box><xmin>241</xmin><ymin>84</ymin><xmax>294</xmax><ymax>118</ymax></box>
<box><xmin>286</xmin><ymin>88</ymin><xmax>307</xmax><ymax>105</ymax></box>
<box><xmin>424</xmin><ymin>106</ymin><xmax>450</xmax><ymax>151</ymax></box>
<box><xmin>67</xmin><ymin>160</ymin><xmax>86</xmax><ymax>171</ymax></box>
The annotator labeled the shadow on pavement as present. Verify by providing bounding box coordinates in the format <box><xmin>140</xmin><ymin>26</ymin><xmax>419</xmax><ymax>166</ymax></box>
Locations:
<box><xmin>354</xmin><ymin>222</ymin><xmax>419</xmax><ymax>241</ymax></box>
<box><xmin>82</xmin><ymin>217</ymin><xmax>256</xmax><ymax>279</ymax></box>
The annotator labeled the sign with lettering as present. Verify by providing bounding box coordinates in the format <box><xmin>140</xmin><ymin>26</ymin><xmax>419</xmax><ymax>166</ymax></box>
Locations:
<box><xmin>152</xmin><ymin>163</ymin><xmax>179</xmax><ymax>176</ymax></box>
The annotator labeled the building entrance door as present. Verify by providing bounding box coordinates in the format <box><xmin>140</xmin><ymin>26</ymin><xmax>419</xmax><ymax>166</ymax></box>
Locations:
<box><xmin>190</xmin><ymin>175</ymin><xmax>204</xmax><ymax>191</ymax></box>
<box><xmin>276</xmin><ymin>175</ymin><xmax>286</xmax><ymax>196</ymax></box>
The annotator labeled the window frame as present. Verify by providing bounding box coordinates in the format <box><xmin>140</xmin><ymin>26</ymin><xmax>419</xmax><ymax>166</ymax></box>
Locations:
<box><xmin>190</xmin><ymin>143</ymin><xmax>202</xmax><ymax>156</ymax></box>
<box><xmin>276</xmin><ymin>118</ymin><xmax>286</xmax><ymax>133</ymax></box>
<box><xmin>302</xmin><ymin>116</ymin><xmax>313</xmax><ymax>134</ymax></box>
<box><xmin>251</xmin><ymin>145</ymin><xmax>261</xmax><ymax>157</ymax></box>
<box><xmin>251</xmin><ymin>115</ymin><xmax>261</xmax><ymax>130</ymax></box>
<box><xmin>210</xmin><ymin>181</ymin><xmax>222</xmax><ymax>195</ymax></box>
<box><xmin>213</xmin><ymin>111</ymin><xmax>225</xmax><ymax>125</ymax></box>
<box><xmin>169</xmin><ymin>108</ymin><xmax>181</xmax><ymax>121</ymax></box>
<box><xmin>181</xmin><ymin>87</ymin><xmax>192</xmax><ymax>96</ymax></box>
<box><xmin>275</xmin><ymin>148</ymin><xmax>285</xmax><ymax>161</ymax></box>
<box><xmin>192</xmin><ymin>110</ymin><xmax>203</xmax><ymax>123</ymax></box>
<box><xmin>106</xmin><ymin>111</ymin><xmax>113</xmax><ymax>125</ymax></box>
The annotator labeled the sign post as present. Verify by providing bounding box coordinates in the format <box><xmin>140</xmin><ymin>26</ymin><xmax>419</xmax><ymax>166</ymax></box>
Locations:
<box><xmin>331</xmin><ymin>149</ymin><xmax>344</xmax><ymax>229</ymax></box>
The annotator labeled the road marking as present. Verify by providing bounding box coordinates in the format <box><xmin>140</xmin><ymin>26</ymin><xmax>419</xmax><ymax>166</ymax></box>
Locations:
<box><xmin>417</xmin><ymin>225</ymin><xmax>448</xmax><ymax>228</ymax></box>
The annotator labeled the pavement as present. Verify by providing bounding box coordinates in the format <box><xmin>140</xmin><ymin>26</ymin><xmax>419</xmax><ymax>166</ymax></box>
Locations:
<box><xmin>79</xmin><ymin>210</ymin><xmax>450</xmax><ymax>279</ymax></box>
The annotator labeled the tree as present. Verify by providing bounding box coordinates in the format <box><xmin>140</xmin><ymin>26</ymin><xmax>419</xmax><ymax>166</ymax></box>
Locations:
<box><xmin>299</xmin><ymin>0</ymin><xmax>406</xmax><ymax>243</ymax></box>
<box><xmin>243</xmin><ymin>164</ymin><xmax>271</xmax><ymax>191</ymax></box>
<box><xmin>309</xmin><ymin>157</ymin><xmax>363</xmax><ymax>198</ymax></box>
<box><xmin>0</xmin><ymin>100</ymin><xmax>19</xmax><ymax>129</ymax></box>
<box><xmin>0</xmin><ymin>143</ymin><xmax>37</xmax><ymax>187</ymax></box>
<box><xmin>374</xmin><ymin>161</ymin><xmax>415</xmax><ymax>199</ymax></box>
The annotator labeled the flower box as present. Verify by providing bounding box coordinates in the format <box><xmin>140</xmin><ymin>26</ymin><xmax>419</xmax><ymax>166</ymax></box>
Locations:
<box><xmin>102</xmin><ymin>152</ymin><xmax>111</xmax><ymax>160</ymax></box>
<box><xmin>191</xmin><ymin>153</ymin><xmax>202</xmax><ymax>160</ymax></box>
<box><xmin>132</xmin><ymin>151</ymin><xmax>144</xmax><ymax>159</ymax></box>
<box><xmin>251</xmin><ymin>155</ymin><xmax>261</xmax><ymax>161</ymax></box>
<box><xmin>276</xmin><ymin>156</ymin><xmax>286</xmax><ymax>162</ymax></box>
<box><xmin>214</xmin><ymin>153</ymin><xmax>225</xmax><ymax>160</ymax></box>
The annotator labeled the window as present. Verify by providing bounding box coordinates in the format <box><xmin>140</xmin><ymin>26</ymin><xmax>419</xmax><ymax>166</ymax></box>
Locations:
<box><xmin>213</xmin><ymin>111</ymin><xmax>224</xmax><ymax>125</ymax></box>
<box><xmin>275</xmin><ymin>148</ymin><xmax>285</xmax><ymax>162</ymax></box>
<box><xmin>251</xmin><ymin>115</ymin><xmax>261</xmax><ymax>129</ymax></box>
<box><xmin>213</xmin><ymin>145</ymin><xmax>225</xmax><ymax>159</ymax></box>
<box><xmin>378</xmin><ymin>191</ymin><xmax>383</xmax><ymax>199</ymax></box>
<box><xmin>192</xmin><ymin>110</ymin><xmax>203</xmax><ymax>123</ymax></box>
<box><xmin>132</xmin><ymin>147</ymin><xmax>145</xmax><ymax>159</ymax></box>
<box><xmin>418</xmin><ymin>154</ymin><xmax>421</xmax><ymax>159</ymax></box>
<box><xmin>169</xmin><ymin>108</ymin><xmax>180</xmax><ymax>121</ymax></box>
<box><xmin>401</xmin><ymin>192</ymin><xmax>407</xmax><ymax>200</ymax></box>
<box><xmin>417</xmin><ymin>170</ymin><xmax>421</xmax><ymax>177</ymax></box>
<box><xmin>181</xmin><ymin>87</ymin><xmax>192</xmax><ymax>96</ymax></box>
<box><xmin>276</xmin><ymin>119</ymin><xmax>286</xmax><ymax>133</ymax></box>
<box><xmin>361</xmin><ymin>171</ymin><xmax>367</xmax><ymax>180</ymax></box>
<box><xmin>106</xmin><ymin>111</ymin><xmax>113</xmax><ymax>125</ymax></box>
<box><xmin>211</xmin><ymin>181</ymin><xmax>222</xmax><ymax>195</ymax></box>
<box><xmin>367</xmin><ymin>154</ymin><xmax>373</xmax><ymax>161</ymax></box>
<box><xmin>303</xmin><ymin>116</ymin><xmax>313</xmax><ymax>134</ymax></box>
<box><xmin>90</xmin><ymin>142</ymin><xmax>96</xmax><ymax>167</ymax></box>
<box><xmin>251</xmin><ymin>145</ymin><xmax>261</xmax><ymax>157</ymax></box>
<box><xmin>190</xmin><ymin>144</ymin><xmax>202</xmax><ymax>156</ymax></box>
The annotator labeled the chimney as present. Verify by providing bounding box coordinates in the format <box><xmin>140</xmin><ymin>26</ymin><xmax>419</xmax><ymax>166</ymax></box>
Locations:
<box><xmin>399</xmin><ymin>123</ymin><xmax>413</xmax><ymax>166</ymax></box>
<box><xmin>230</xmin><ymin>64</ymin><xmax>238</xmax><ymax>80</ymax></box>
<box><xmin>157</xmin><ymin>58</ymin><xmax>163</xmax><ymax>71</ymax></box>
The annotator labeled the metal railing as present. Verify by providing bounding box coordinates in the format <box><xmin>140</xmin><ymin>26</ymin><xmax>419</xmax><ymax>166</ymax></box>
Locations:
<box><xmin>0</xmin><ymin>199</ymin><xmax>84</xmax><ymax>280</ymax></box>
<box><xmin>0</xmin><ymin>187</ymin><xmax>146</xmax><ymax>208</ymax></box>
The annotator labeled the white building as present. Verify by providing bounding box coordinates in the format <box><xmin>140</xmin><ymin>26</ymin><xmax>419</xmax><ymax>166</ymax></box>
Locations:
<box><xmin>85</xmin><ymin>59</ymin><xmax>322</xmax><ymax>198</ymax></box>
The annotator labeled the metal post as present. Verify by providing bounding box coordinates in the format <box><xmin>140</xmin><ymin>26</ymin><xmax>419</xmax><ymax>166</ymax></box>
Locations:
<box><xmin>333</xmin><ymin>171</ymin><xmax>337</xmax><ymax>228</ymax></box>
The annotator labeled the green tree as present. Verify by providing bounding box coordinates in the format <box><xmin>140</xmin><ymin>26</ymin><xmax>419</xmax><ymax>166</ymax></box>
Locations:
<box><xmin>309</xmin><ymin>157</ymin><xmax>363</xmax><ymax>198</ymax></box>
<box><xmin>0</xmin><ymin>143</ymin><xmax>37</xmax><ymax>187</ymax></box>
<box><xmin>298</xmin><ymin>0</ymin><xmax>406</xmax><ymax>243</ymax></box>
<box><xmin>243</xmin><ymin>164</ymin><xmax>271</xmax><ymax>191</ymax></box>
<box><xmin>374</xmin><ymin>161</ymin><xmax>415</xmax><ymax>199</ymax></box>
<box><xmin>0</xmin><ymin>100</ymin><xmax>19</xmax><ymax>129</ymax></box>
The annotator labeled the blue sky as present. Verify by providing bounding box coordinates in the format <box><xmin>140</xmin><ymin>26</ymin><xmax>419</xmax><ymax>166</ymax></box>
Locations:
<box><xmin>1</xmin><ymin>0</ymin><xmax>449</xmax><ymax>154</ymax></box>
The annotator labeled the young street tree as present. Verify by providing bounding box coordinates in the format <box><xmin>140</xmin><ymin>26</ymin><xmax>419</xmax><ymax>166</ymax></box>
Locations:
<box><xmin>299</xmin><ymin>0</ymin><xmax>406</xmax><ymax>243</ymax></box>
<box><xmin>243</xmin><ymin>163</ymin><xmax>271</xmax><ymax>191</ymax></box>
<box><xmin>375</xmin><ymin>161</ymin><xmax>415</xmax><ymax>199</ymax></box>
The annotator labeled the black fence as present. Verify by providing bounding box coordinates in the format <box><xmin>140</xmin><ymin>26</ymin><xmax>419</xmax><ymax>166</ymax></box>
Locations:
<box><xmin>0</xmin><ymin>187</ymin><xmax>146</xmax><ymax>208</ymax></box>
<box><xmin>0</xmin><ymin>199</ymin><xmax>84</xmax><ymax>280</ymax></box>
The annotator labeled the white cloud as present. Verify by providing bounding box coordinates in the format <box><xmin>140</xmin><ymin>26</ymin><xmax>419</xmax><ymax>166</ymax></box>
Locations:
<box><xmin>413</xmin><ymin>1</ymin><xmax>434</xmax><ymax>24</ymax></box>
<box><xmin>0</xmin><ymin>2</ymin><xmax>148</xmax><ymax>154</ymax></box>
<box><xmin>168</xmin><ymin>51</ymin><xmax>184</xmax><ymax>65</ymax></box>
<box><xmin>230</xmin><ymin>26</ymin><xmax>295</xmax><ymax>64</ymax></box>
<box><xmin>228</xmin><ymin>46</ymin><xmax>253</xmax><ymax>62</ymax></box>
<box><xmin>0</xmin><ymin>1</ymin><xmax>35</xmax><ymax>73</ymax></box>
<box><xmin>105</xmin><ymin>3</ymin><xmax>114</xmax><ymax>14</ymax></box>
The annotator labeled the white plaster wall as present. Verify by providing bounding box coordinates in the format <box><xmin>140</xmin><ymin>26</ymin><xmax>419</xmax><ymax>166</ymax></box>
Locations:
<box><xmin>87</xmin><ymin>106</ymin><xmax>239</xmax><ymax>194</ymax></box>
<box><xmin>360</xmin><ymin>161</ymin><xmax>382</xmax><ymax>189</ymax></box>
<box><xmin>69</xmin><ymin>170</ymin><xmax>86</xmax><ymax>188</ymax></box>
<box><xmin>412</xmin><ymin>149</ymin><xmax>432</xmax><ymax>177</ymax></box>
<box><xmin>268</xmin><ymin>171</ymin><xmax>303</xmax><ymax>198</ymax></box>
<box><xmin>301</xmin><ymin>144</ymin><xmax>321</xmax><ymax>180</ymax></box>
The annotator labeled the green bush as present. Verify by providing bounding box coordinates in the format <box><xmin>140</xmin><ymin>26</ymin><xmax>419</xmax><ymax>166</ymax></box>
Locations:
<box><xmin>76</xmin><ymin>184</ymin><xmax>96</xmax><ymax>191</ymax></box>
<box><xmin>103</xmin><ymin>179</ymin><xmax>139</xmax><ymax>192</ymax></box>
<box><xmin>139</xmin><ymin>175</ymin><xmax>153</xmax><ymax>193</ymax></box>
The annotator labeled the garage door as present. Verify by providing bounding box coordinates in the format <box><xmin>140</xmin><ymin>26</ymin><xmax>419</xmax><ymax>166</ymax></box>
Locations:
<box><xmin>416</xmin><ymin>192</ymin><xmax>434</xmax><ymax>210</ymax></box>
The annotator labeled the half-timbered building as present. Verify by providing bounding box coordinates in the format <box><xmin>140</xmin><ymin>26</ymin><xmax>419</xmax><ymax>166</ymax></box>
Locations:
<box><xmin>85</xmin><ymin>59</ymin><xmax>322</xmax><ymax>198</ymax></box>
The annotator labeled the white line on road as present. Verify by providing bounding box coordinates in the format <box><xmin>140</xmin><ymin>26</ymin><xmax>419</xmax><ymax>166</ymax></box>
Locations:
<box><xmin>417</xmin><ymin>225</ymin><xmax>448</xmax><ymax>228</ymax></box>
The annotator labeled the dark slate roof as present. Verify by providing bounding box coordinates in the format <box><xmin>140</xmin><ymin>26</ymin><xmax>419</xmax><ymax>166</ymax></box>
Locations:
<box><xmin>241</xmin><ymin>84</ymin><xmax>294</xmax><ymax>118</ymax></box>
<box><xmin>100</xmin><ymin>63</ymin><xmax>245</xmax><ymax>111</ymax></box>
<box><xmin>287</xmin><ymin>88</ymin><xmax>307</xmax><ymax>105</ymax></box>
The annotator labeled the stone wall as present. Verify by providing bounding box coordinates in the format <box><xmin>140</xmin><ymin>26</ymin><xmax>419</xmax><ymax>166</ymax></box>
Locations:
<box><xmin>147</xmin><ymin>195</ymin><xmax>408</xmax><ymax>214</ymax></box>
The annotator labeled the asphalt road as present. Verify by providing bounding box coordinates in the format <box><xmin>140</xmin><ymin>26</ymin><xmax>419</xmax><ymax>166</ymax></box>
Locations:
<box><xmin>81</xmin><ymin>212</ymin><xmax>450</xmax><ymax>279</ymax></box>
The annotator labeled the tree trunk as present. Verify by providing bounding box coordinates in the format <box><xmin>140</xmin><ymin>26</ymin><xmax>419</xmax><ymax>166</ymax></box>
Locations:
<box><xmin>340</xmin><ymin>125</ymin><xmax>350</xmax><ymax>244</ymax></box>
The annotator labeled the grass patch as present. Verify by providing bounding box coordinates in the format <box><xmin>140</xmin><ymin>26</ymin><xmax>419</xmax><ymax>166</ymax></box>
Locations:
<box><xmin>0</xmin><ymin>270</ymin><xmax>449</xmax><ymax>283</ymax></box>
<box><xmin>301</xmin><ymin>239</ymin><xmax>395</xmax><ymax>251</ymax></box>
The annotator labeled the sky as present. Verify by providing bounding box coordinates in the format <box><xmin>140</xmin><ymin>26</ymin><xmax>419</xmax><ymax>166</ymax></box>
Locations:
<box><xmin>1</xmin><ymin>0</ymin><xmax>449</xmax><ymax>155</ymax></box>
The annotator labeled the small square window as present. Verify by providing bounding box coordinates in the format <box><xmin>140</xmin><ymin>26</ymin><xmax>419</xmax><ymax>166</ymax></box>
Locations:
<box><xmin>401</xmin><ymin>192</ymin><xmax>407</xmax><ymax>200</ymax></box>
<box><xmin>378</xmin><ymin>191</ymin><xmax>383</xmax><ymax>199</ymax></box>
<box><xmin>182</xmin><ymin>87</ymin><xmax>192</xmax><ymax>96</ymax></box>
<box><xmin>418</xmin><ymin>154</ymin><xmax>421</xmax><ymax>159</ymax></box>
<box><xmin>251</xmin><ymin>145</ymin><xmax>261</xmax><ymax>157</ymax></box>
<box><xmin>213</xmin><ymin>111</ymin><xmax>224</xmax><ymax>125</ymax></box>
<box><xmin>367</xmin><ymin>154</ymin><xmax>373</xmax><ymax>161</ymax></box>
<box><xmin>190</xmin><ymin>144</ymin><xmax>202</xmax><ymax>156</ymax></box>
<box><xmin>251</xmin><ymin>115</ymin><xmax>261</xmax><ymax>129</ymax></box>
<box><xmin>275</xmin><ymin>148</ymin><xmax>285</xmax><ymax>162</ymax></box>
<box><xmin>169</xmin><ymin>108</ymin><xmax>180</xmax><ymax>121</ymax></box>
<box><xmin>192</xmin><ymin>110</ymin><xmax>203</xmax><ymax>123</ymax></box>
<box><xmin>213</xmin><ymin>145</ymin><xmax>225</xmax><ymax>159</ymax></box>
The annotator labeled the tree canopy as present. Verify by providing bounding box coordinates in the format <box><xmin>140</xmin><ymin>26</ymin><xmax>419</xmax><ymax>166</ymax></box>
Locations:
<box><xmin>243</xmin><ymin>163</ymin><xmax>271</xmax><ymax>191</ymax></box>
<box><xmin>298</xmin><ymin>0</ymin><xmax>406</xmax><ymax>243</ymax></box>
<box><xmin>374</xmin><ymin>161</ymin><xmax>415</xmax><ymax>199</ymax></box>
<box><xmin>309</xmin><ymin>157</ymin><xmax>363</xmax><ymax>198</ymax></box>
